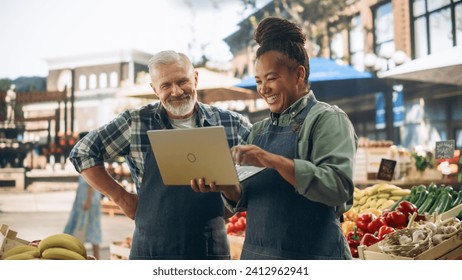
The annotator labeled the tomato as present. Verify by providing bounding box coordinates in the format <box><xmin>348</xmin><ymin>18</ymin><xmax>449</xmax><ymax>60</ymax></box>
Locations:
<box><xmin>226</xmin><ymin>223</ymin><xmax>235</xmax><ymax>234</ymax></box>
<box><xmin>228</xmin><ymin>215</ymin><xmax>238</xmax><ymax>223</ymax></box>
<box><xmin>234</xmin><ymin>220</ymin><xmax>245</xmax><ymax>232</ymax></box>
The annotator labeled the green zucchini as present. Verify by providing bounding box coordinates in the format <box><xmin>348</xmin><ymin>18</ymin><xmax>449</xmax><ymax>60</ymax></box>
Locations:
<box><xmin>434</xmin><ymin>191</ymin><xmax>452</xmax><ymax>214</ymax></box>
<box><xmin>451</xmin><ymin>190</ymin><xmax>462</xmax><ymax>208</ymax></box>
<box><xmin>414</xmin><ymin>190</ymin><xmax>429</xmax><ymax>208</ymax></box>
<box><xmin>418</xmin><ymin>191</ymin><xmax>437</xmax><ymax>214</ymax></box>
<box><xmin>428</xmin><ymin>191</ymin><xmax>445</xmax><ymax>214</ymax></box>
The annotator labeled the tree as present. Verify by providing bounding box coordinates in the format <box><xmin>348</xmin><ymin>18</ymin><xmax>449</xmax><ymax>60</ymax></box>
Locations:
<box><xmin>240</xmin><ymin>0</ymin><xmax>350</xmax><ymax>56</ymax></box>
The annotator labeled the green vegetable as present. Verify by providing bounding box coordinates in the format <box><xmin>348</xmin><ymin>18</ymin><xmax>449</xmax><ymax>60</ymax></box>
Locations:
<box><xmin>433</xmin><ymin>191</ymin><xmax>452</xmax><ymax>214</ymax></box>
<box><xmin>418</xmin><ymin>191</ymin><xmax>437</xmax><ymax>214</ymax></box>
<box><xmin>390</xmin><ymin>195</ymin><xmax>409</xmax><ymax>211</ymax></box>
<box><xmin>451</xmin><ymin>190</ymin><xmax>462</xmax><ymax>208</ymax></box>
<box><xmin>428</xmin><ymin>190</ymin><xmax>445</xmax><ymax>214</ymax></box>
<box><xmin>409</xmin><ymin>185</ymin><xmax>426</xmax><ymax>204</ymax></box>
<box><xmin>414</xmin><ymin>190</ymin><xmax>429</xmax><ymax>208</ymax></box>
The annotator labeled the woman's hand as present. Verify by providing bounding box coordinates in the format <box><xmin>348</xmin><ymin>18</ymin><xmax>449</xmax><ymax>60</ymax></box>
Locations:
<box><xmin>232</xmin><ymin>144</ymin><xmax>296</xmax><ymax>186</ymax></box>
<box><xmin>231</xmin><ymin>144</ymin><xmax>269</xmax><ymax>167</ymax></box>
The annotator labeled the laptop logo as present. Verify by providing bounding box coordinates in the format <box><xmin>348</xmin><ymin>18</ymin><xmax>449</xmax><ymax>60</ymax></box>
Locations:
<box><xmin>187</xmin><ymin>153</ymin><xmax>197</xmax><ymax>163</ymax></box>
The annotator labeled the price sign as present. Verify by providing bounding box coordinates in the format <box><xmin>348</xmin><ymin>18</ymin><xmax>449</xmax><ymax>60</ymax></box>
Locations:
<box><xmin>376</xmin><ymin>158</ymin><xmax>397</xmax><ymax>181</ymax></box>
<box><xmin>435</xmin><ymin>140</ymin><xmax>455</xmax><ymax>159</ymax></box>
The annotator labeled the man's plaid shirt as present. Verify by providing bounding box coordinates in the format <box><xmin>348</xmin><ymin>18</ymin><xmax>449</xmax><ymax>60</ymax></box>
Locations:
<box><xmin>69</xmin><ymin>102</ymin><xmax>252</xmax><ymax>190</ymax></box>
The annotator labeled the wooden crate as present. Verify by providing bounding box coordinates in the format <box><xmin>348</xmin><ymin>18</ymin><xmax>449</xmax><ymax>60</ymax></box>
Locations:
<box><xmin>358</xmin><ymin>204</ymin><xmax>462</xmax><ymax>260</ymax></box>
<box><xmin>109</xmin><ymin>241</ymin><xmax>131</xmax><ymax>260</ymax></box>
<box><xmin>101</xmin><ymin>200</ymin><xmax>125</xmax><ymax>216</ymax></box>
<box><xmin>358</xmin><ymin>233</ymin><xmax>462</xmax><ymax>260</ymax></box>
<box><xmin>0</xmin><ymin>224</ymin><xmax>30</xmax><ymax>258</ymax></box>
<box><xmin>228</xmin><ymin>235</ymin><xmax>244</xmax><ymax>260</ymax></box>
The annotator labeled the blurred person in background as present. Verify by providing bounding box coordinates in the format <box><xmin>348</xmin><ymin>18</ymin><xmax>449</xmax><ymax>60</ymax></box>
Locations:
<box><xmin>191</xmin><ymin>17</ymin><xmax>357</xmax><ymax>260</ymax></box>
<box><xmin>69</xmin><ymin>50</ymin><xmax>252</xmax><ymax>259</ymax></box>
<box><xmin>64</xmin><ymin>131</ymin><xmax>102</xmax><ymax>259</ymax></box>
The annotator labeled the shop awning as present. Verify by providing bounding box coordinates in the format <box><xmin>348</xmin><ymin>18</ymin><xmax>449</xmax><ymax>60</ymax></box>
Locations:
<box><xmin>235</xmin><ymin>57</ymin><xmax>388</xmax><ymax>98</ymax></box>
<box><xmin>378</xmin><ymin>46</ymin><xmax>462</xmax><ymax>86</ymax></box>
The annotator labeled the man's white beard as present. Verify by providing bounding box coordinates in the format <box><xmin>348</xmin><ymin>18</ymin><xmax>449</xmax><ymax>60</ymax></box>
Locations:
<box><xmin>164</xmin><ymin>94</ymin><xmax>197</xmax><ymax>117</ymax></box>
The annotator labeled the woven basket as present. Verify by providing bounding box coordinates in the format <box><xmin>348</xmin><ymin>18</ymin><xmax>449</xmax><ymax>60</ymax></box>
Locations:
<box><xmin>378</xmin><ymin>227</ymin><xmax>432</xmax><ymax>258</ymax></box>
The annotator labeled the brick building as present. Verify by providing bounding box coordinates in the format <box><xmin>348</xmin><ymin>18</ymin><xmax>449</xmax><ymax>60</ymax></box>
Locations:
<box><xmin>224</xmin><ymin>0</ymin><xmax>462</xmax><ymax>150</ymax></box>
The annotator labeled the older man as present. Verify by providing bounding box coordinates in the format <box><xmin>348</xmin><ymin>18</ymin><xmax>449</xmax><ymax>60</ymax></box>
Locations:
<box><xmin>69</xmin><ymin>50</ymin><xmax>252</xmax><ymax>259</ymax></box>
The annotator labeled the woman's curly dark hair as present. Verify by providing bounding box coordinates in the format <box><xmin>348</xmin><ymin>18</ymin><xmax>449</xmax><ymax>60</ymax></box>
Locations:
<box><xmin>254</xmin><ymin>16</ymin><xmax>310</xmax><ymax>79</ymax></box>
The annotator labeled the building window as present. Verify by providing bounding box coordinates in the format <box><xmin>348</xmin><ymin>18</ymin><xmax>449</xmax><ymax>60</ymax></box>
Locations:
<box><xmin>330</xmin><ymin>31</ymin><xmax>345</xmax><ymax>61</ymax></box>
<box><xmin>411</xmin><ymin>0</ymin><xmax>462</xmax><ymax>58</ymax></box>
<box><xmin>78</xmin><ymin>75</ymin><xmax>87</xmax><ymax>90</ymax></box>
<box><xmin>349</xmin><ymin>14</ymin><xmax>365</xmax><ymax>71</ymax></box>
<box><xmin>89</xmin><ymin>74</ymin><xmax>97</xmax><ymax>89</ymax></box>
<box><xmin>374</xmin><ymin>2</ymin><xmax>395</xmax><ymax>60</ymax></box>
<box><xmin>110</xmin><ymin>72</ymin><xmax>118</xmax><ymax>88</ymax></box>
<box><xmin>99</xmin><ymin>73</ymin><xmax>108</xmax><ymax>88</ymax></box>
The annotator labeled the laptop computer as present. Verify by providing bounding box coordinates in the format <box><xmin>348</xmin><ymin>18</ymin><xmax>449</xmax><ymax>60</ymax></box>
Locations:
<box><xmin>147</xmin><ymin>126</ymin><xmax>265</xmax><ymax>186</ymax></box>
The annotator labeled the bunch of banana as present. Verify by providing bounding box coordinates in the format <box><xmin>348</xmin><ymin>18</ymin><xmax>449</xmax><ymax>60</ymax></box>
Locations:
<box><xmin>38</xmin><ymin>233</ymin><xmax>87</xmax><ymax>260</ymax></box>
<box><xmin>1</xmin><ymin>244</ymin><xmax>41</xmax><ymax>260</ymax></box>
<box><xmin>353</xmin><ymin>183</ymin><xmax>411</xmax><ymax>213</ymax></box>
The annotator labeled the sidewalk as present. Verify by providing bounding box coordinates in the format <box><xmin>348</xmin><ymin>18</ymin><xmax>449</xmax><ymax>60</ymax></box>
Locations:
<box><xmin>0</xmin><ymin>184</ymin><xmax>135</xmax><ymax>260</ymax></box>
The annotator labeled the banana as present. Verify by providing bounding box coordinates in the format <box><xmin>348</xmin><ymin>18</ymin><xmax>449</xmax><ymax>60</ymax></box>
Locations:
<box><xmin>42</xmin><ymin>247</ymin><xmax>86</xmax><ymax>260</ymax></box>
<box><xmin>375</xmin><ymin>198</ymin><xmax>388</xmax><ymax>208</ymax></box>
<box><xmin>377</xmin><ymin>193</ymin><xmax>391</xmax><ymax>199</ymax></box>
<box><xmin>4</xmin><ymin>252</ymin><xmax>39</xmax><ymax>260</ymax></box>
<box><xmin>365</xmin><ymin>184</ymin><xmax>381</xmax><ymax>196</ymax></box>
<box><xmin>358</xmin><ymin>195</ymin><xmax>368</xmax><ymax>206</ymax></box>
<box><xmin>38</xmin><ymin>233</ymin><xmax>86</xmax><ymax>258</ymax></box>
<box><xmin>389</xmin><ymin>195</ymin><xmax>403</xmax><ymax>201</ymax></box>
<box><xmin>391</xmin><ymin>189</ymin><xmax>411</xmax><ymax>197</ymax></box>
<box><xmin>380</xmin><ymin>200</ymin><xmax>396</xmax><ymax>210</ymax></box>
<box><xmin>377</xmin><ymin>184</ymin><xmax>400</xmax><ymax>193</ymax></box>
<box><xmin>1</xmin><ymin>245</ymin><xmax>40</xmax><ymax>260</ymax></box>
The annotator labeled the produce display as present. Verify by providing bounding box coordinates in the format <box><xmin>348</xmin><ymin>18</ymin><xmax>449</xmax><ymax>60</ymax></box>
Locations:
<box><xmin>226</xmin><ymin>211</ymin><xmax>246</xmax><ymax>236</ymax></box>
<box><xmin>342</xmin><ymin>183</ymin><xmax>462</xmax><ymax>258</ymax></box>
<box><xmin>1</xmin><ymin>233</ymin><xmax>91</xmax><ymax>260</ymax></box>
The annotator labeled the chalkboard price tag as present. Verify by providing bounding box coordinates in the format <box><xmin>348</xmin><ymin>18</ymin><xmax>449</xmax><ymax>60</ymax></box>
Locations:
<box><xmin>376</xmin><ymin>158</ymin><xmax>397</xmax><ymax>181</ymax></box>
<box><xmin>435</xmin><ymin>140</ymin><xmax>455</xmax><ymax>159</ymax></box>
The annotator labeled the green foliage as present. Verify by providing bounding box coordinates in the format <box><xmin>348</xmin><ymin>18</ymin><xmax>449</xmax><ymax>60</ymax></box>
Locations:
<box><xmin>412</xmin><ymin>152</ymin><xmax>434</xmax><ymax>172</ymax></box>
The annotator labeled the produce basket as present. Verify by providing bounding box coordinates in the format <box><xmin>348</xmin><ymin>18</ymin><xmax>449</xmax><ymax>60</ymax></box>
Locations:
<box><xmin>0</xmin><ymin>224</ymin><xmax>30</xmax><ymax>258</ymax></box>
<box><xmin>378</xmin><ymin>227</ymin><xmax>432</xmax><ymax>258</ymax></box>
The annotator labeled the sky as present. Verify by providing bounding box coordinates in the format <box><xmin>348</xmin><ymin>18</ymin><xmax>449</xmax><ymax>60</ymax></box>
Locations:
<box><xmin>0</xmin><ymin>0</ymin><xmax>265</xmax><ymax>79</ymax></box>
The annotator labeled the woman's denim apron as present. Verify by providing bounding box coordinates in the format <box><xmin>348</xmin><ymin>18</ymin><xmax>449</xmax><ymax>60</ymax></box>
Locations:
<box><xmin>241</xmin><ymin>96</ymin><xmax>347</xmax><ymax>259</ymax></box>
<box><xmin>129</xmin><ymin>122</ymin><xmax>229</xmax><ymax>259</ymax></box>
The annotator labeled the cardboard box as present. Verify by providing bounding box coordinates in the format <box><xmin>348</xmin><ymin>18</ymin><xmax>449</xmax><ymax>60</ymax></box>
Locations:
<box><xmin>0</xmin><ymin>224</ymin><xmax>30</xmax><ymax>258</ymax></box>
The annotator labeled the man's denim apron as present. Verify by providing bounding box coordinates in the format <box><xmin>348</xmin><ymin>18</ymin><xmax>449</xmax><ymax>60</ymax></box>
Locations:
<box><xmin>129</xmin><ymin>121</ymin><xmax>229</xmax><ymax>260</ymax></box>
<box><xmin>240</xmin><ymin>95</ymin><xmax>347</xmax><ymax>259</ymax></box>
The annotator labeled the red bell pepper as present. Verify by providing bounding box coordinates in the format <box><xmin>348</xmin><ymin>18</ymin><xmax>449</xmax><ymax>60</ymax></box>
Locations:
<box><xmin>346</xmin><ymin>227</ymin><xmax>364</xmax><ymax>258</ymax></box>
<box><xmin>360</xmin><ymin>233</ymin><xmax>380</xmax><ymax>247</ymax></box>
<box><xmin>349</xmin><ymin>246</ymin><xmax>359</xmax><ymax>258</ymax></box>
<box><xmin>383</xmin><ymin>210</ymin><xmax>407</xmax><ymax>228</ymax></box>
<box><xmin>377</xmin><ymin>225</ymin><xmax>395</xmax><ymax>240</ymax></box>
<box><xmin>346</xmin><ymin>227</ymin><xmax>364</xmax><ymax>248</ymax></box>
<box><xmin>366</xmin><ymin>216</ymin><xmax>387</xmax><ymax>234</ymax></box>
<box><xmin>355</xmin><ymin>212</ymin><xmax>376</xmax><ymax>233</ymax></box>
<box><xmin>396</xmin><ymin>200</ymin><xmax>418</xmax><ymax>218</ymax></box>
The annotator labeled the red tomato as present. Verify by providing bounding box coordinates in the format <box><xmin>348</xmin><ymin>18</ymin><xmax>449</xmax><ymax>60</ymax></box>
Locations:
<box><xmin>228</xmin><ymin>215</ymin><xmax>238</xmax><ymax>223</ymax></box>
<box><xmin>234</xmin><ymin>220</ymin><xmax>245</xmax><ymax>232</ymax></box>
<box><xmin>238</xmin><ymin>216</ymin><xmax>246</xmax><ymax>227</ymax></box>
<box><xmin>226</xmin><ymin>223</ymin><xmax>235</xmax><ymax>234</ymax></box>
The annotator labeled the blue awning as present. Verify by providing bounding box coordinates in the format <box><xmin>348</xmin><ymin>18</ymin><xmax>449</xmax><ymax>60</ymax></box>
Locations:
<box><xmin>234</xmin><ymin>57</ymin><xmax>388</xmax><ymax>98</ymax></box>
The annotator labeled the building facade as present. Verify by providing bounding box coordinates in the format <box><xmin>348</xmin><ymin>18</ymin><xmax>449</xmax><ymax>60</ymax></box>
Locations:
<box><xmin>225</xmin><ymin>0</ymin><xmax>462</xmax><ymax>150</ymax></box>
